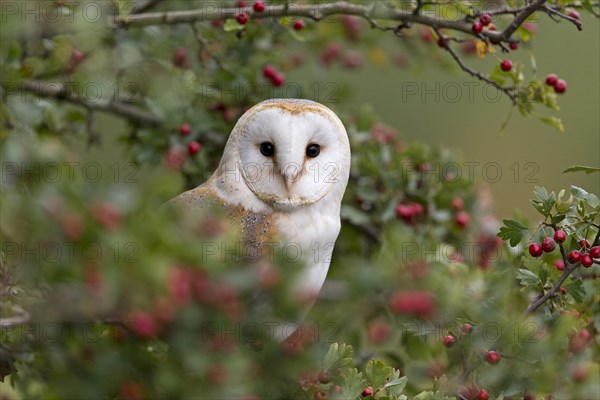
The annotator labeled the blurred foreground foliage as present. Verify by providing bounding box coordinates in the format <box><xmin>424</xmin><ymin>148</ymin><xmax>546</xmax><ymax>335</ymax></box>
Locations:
<box><xmin>1</xmin><ymin>1</ymin><xmax>600</xmax><ymax>399</ymax></box>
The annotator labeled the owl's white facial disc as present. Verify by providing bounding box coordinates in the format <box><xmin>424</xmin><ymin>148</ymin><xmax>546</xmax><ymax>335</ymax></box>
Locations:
<box><xmin>235</xmin><ymin>106</ymin><xmax>348</xmax><ymax>211</ymax></box>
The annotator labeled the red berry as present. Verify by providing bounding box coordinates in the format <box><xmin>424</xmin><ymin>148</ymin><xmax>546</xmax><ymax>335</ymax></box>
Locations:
<box><xmin>367</xmin><ymin>320</ymin><xmax>392</xmax><ymax>343</ymax></box>
<box><xmin>396</xmin><ymin>204</ymin><xmax>415</xmax><ymax>224</ymax></box>
<box><xmin>568</xmin><ymin>250</ymin><xmax>582</xmax><ymax>264</ymax></box>
<box><xmin>437</xmin><ymin>37</ymin><xmax>446</xmax><ymax>48</ymax></box>
<box><xmin>443</xmin><ymin>335</ymin><xmax>456</xmax><ymax>348</ymax></box>
<box><xmin>314</xmin><ymin>391</ymin><xmax>327</xmax><ymax>400</ymax></box>
<box><xmin>541</xmin><ymin>237</ymin><xmax>556</xmax><ymax>253</ymax></box>
<box><xmin>179</xmin><ymin>123</ymin><xmax>192</xmax><ymax>136</ymax></box>
<box><xmin>236</xmin><ymin>1</ymin><xmax>248</xmax><ymax>7</ymax></box>
<box><xmin>71</xmin><ymin>49</ymin><xmax>85</xmax><ymax>63</ymax></box>
<box><xmin>389</xmin><ymin>290</ymin><xmax>435</xmax><ymax>317</ymax></box>
<box><xmin>500</xmin><ymin>59</ymin><xmax>513</xmax><ymax>72</ymax></box>
<box><xmin>253</xmin><ymin>1</ymin><xmax>265</xmax><ymax>12</ymax></box>
<box><xmin>119</xmin><ymin>381</ymin><xmax>143</xmax><ymax>400</ymax></box>
<box><xmin>455</xmin><ymin>211</ymin><xmax>470</xmax><ymax>229</ymax></box>
<box><xmin>270</xmin><ymin>72</ymin><xmax>285</xmax><ymax>87</ymax></box>
<box><xmin>128</xmin><ymin>310</ymin><xmax>159</xmax><ymax>338</ymax></box>
<box><xmin>560</xmin><ymin>287</ymin><xmax>567</xmax><ymax>295</ymax></box>
<box><xmin>293</xmin><ymin>19</ymin><xmax>305</xmax><ymax>30</ymax></box>
<box><xmin>462</xmin><ymin>323</ymin><xmax>474</xmax><ymax>334</ymax></box>
<box><xmin>187</xmin><ymin>140</ymin><xmax>201</xmax><ymax>156</ymax></box>
<box><xmin>553</xmin><ymin>229</ymin><xmax>566</xmax><ymax>242</ymax></box>
<box><xmin>479</xmin><ymin>14</ymin><xmax>492</xmax><ymax>26</ymax></box>
<box><xmin>362</xmin><ymin>387</ymin><xmax>373</xmax><ymax>397</ymax></box>
<box><xmin>487</xmin><ymin>23</ymin><xmax>497</xmax><ymax>31</ymax></box>
<box><xmin>486</xmin><ymin>350</ymin><xmax>501</xmax><ymax>365</ymax></box>
<box><xmin>452</xmin><ymin>197</ymin><xmax>464</xmax><ymax>211</ymax></box>
<box><xmin>173</xmin><ymin>48</ymin><xmax>187</xmax><ymax>67</ymax></box>
<box><xmin>472</xmin><ymin>22</ymin><xmax>483</xmax><ymax>34</ymax></box>
<box><xmin>590</xmin><ymin>246</ymin><xmax>600</xmax><ymax>258</ymax></box>
<box><xmin>579</xmin><ymin>329</ymin><xmax>590</xmax><ymax>340</ymax></box>
<box><xmin>554</xmin><ymin>259</ymin><xmax>565</xmax><ymax>271</ymax></box>
<box><xmin>581</xmin><ymin>253</ymin><xmax>594</xmax><ymax>267</ymax></box>
<box><xmin>579</xmin><ymin>239</ymin><xmax>591</xmax><ymax>249</ymax></box>
<box><xmin>554</xmin><ymin>79</ymin><xmax>567</xmax><ymax>94</ymax></box>
<box><xmin>567</xmin><ymin>9</ymin><xmax>580</xmax><ymax>20</ymax></box>
<box><xmin>317</xmin><ymin>370</ymin><xmax>331</xmax><ymax>384</ymax></box>
<box><xmin>478</xmin><ymin>389</ymin><xmax>490</xmax><ymax>400</ymax></box>
<box><xmin>528</xmin><ymin>243</ymin><xmax>543</xmax><ymax>257</ymax></box>
<box><xmin>572</xmin><ymin>365</ymin><xmax>587</xmax><ymax>382</ymax></box>
<box><xmin>509</xmin><ymin>41</ymin><xmax>519</xmax><ymax>50</ymax></box>
<box><xmin>262</xmin><ymin>64</ymin><xmax>276</xmax><ymax>79</ymax></box>
<box><xmin>236</xmin><ymin>12</ymin><xmax>249</xmax><ymax>25</ymax></box>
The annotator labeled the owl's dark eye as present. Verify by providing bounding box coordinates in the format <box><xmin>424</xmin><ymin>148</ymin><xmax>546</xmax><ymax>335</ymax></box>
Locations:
<box><xmin>306</xmin><ymin>143</ymin><xmax>321</xmax><ymax>158</ymax></box>
<box><xmin>260</xmin><ymin>142</ymin><xmax>275</xmax><ymax>157</ymax></box>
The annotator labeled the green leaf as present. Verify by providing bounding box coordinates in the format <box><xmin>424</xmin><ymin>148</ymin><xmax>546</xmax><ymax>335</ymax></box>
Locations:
<box><xmin>530</xmin><ymin>186</ymin><xmax>556</xmax><ymax>218</ymax></box>
<box><xmin>563</xmin><ymin>165</ymin><xmax>600</xmax><ymax>175</ymax></box>
<box><xmin>539</xmin><ymin>116</ymin><xmax>564</xmax><ymax>133</ymax></box>
<box><xmin>497</xmin><ymin>219</ymin><xmax>529</xmax><ymax>246</ymax></box>
<box><xmin>516</xmin><ymin>268</ymin><xmax>542</xmax><ymax>288</ymax></box>
<box><xmin>322</xmin><ymin>343</ymin><xmax>353</xmax><ymax>371</ymax></box>
<box><xmin>223</xmin><ymin>18</ymin><xmax>244</xmax><ymax>32</ymax></box>
<box><xmin>564</xmin><ymin>280</ymin><xmax>585</xmax><ymax>303</ymax></box>
<box><xmin>340</xmin><ymin>368</ymin><xmax>367</xmax><ymax>399</ymax></box>
<box><xmin>364</xmin><ymin>359</ymin><xmax>393</xmax><ymax>390</ymax></box>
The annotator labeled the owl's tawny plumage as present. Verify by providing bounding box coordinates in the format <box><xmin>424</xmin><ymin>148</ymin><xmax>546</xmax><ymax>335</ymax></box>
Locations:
<box><xmin>169</xmin><ymin>99</ymin><xmax>351</xmax><ymax>339</ymax></box>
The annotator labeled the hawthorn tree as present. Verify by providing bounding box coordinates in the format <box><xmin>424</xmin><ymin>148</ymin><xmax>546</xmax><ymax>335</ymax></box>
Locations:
<box><xmin>1</xmin><ymin>1</ymin><xmax>599</xmax><ymax>399</ymax></box>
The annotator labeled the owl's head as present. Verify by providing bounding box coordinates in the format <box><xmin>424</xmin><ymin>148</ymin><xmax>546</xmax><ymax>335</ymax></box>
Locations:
<box><xmin>214</xmin><ymin>99</ymin><xmax>351</xmax><ymax>212</ymax></box>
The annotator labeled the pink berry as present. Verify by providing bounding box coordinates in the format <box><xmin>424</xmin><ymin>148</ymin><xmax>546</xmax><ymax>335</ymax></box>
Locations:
<box><xmin>452</xmin><ymin>197</ymin><xmax>464</xmax><ymax>210</ymax></box>
<box><xmin>187</xmin><ymin>141</ymin><xmax>201</xmax><ymax>156</ymax></box>
<box><xmin>293</xmin><ymin>19</ymin><xmax>305</xmax><ymax>30</ymax></box>
<box><xmin>560</xmin><ymin>287</ymin><xmax>567</xmax><ymax>295</ymax></box>
<box><xmin>262</xmin><ymin>64</ymin><xmax>276</xmax><ymax>79</ymax></box>
<box><xmin>478</xmin><ymin>389</ymin><xmax>490</xmax><ymax>400</ymax></box>
<box><xmin>528</xmin><ymin>243</ymin><xmax>543</xmax><ymax>257</ymax></box>
<box><xmin>479</xmin><ymin>14</ymin><xmax>492</xmax><ymax>26</ymax></box>
<box><xmin>455</xmin><ymin>211</ymin><xmax>470</xmax><ymax>229</ymax></box>
<box><xmin>545</xmin><ymin>74</ymin><xmax>558</xmax><ymax>86</ymax></box>
<box><xmin>443</xmin><ymin>335</ymin><xmax>456</xmax><ymax>348</ymax></box>
<box><xmin>236</xmin><ymin>12</ymin><xmax>249</xmax><ymax>25</ymax></box>
<box><xmin>554</xmin><ymin>79</ymin><xmax>567</xmax><ymax>94</ymax></box>
<box><xmin>590</xmin><ymin>246</ymin><xmax>600</xmax><ymax>258</ymax></box>
<box><xmin>362</xmin><ymin>387</ymin><xmax>373</xmax><ymax>397</ymax></box>
<box><xmin>568</xmin><ymin>250</ymin><xmax>582</xmax><ymax>264</ymax></box>
<box><xmin>553</xmin><ymin>229</ymin><xmax>566</xmax><ymax>242</ymax></box>
<box><xmin>554</xmin><ymin>259</ymin><xmax>565</xmax><ymax>271</ymax></box>
<box><xmin>270</xmin><ymin>72</ymin><xmax>284</xmax><ymax>87</ymax></box>
<box><xmin>579</xmin><ymin>239</ymin><xmax>591</xmax><ymax>249</ymax></box>
<box><xmin>179</xmin><ymin>123</ymin><xmax>192</xmax><ymax>136</ymax></box>
<box><xmin>567</xmin><ymin>9</ymin><xmax>580</xmax><ymax>20</ymax></box>
<box><xmin>500</xmin><ymin>59</ymin><xmax>513</xmax><ymax>72</ymax></box>
<box><xmin>581</xmin><ymin>253</ymin><xmax>594</xmax><ymax>268</ymax></box>
<box><xmin>253</xmin><ymin>1</ymin><xmax>265</xmax><ymax>12</ymax></box>
<box><xmin>486</xmin><ymin>350</ymin><xmax>501</xmax><ymax>365</ymax></box>
<box><xmin>71</xmin><ymin>49</ymin><xmax>85</xmax><ymax>63</ymax></box>
<box><xmin>472</xmin><ymin>22</ymin><xmax>483</xmax><ymax>34</ymax></box>
<box><xmin>541</xmin><ymin>237</ymin><xmax>556</xmax><ymax>253</ymax></box>
<box><xmin>462</xmin><ymin>323</ymin><xmax>474</xmax><ymax>334</ymax></box>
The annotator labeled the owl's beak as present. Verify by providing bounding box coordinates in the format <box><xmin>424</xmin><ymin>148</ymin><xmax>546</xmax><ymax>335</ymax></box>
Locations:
<box><xmin>282</xmin><ymin>171</ymin><xmax>301</xmax><ymax>192</ymax></box>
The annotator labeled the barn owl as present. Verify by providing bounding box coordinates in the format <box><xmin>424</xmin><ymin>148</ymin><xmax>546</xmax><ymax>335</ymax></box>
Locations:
<box><xmin>168</xmin><ymin>99</ymin><xmax>351</xmax><ymax>340</ymax></box>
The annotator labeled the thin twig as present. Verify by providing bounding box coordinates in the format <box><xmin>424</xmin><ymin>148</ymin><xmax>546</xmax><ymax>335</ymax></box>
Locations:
<box><xmin>433</xmin><ymin>28</ymin><xmax>517</xmax><ymax>105</ymax></box>
<box><xmin>542</xmin><ymin>6</ymin><xmax>583</xmax><ymax>31</ymax></box>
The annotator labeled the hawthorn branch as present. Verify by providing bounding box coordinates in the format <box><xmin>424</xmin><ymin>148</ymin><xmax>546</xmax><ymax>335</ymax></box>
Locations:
<box><xmin>433</xmin><ymin>28</ymin><xmax>516</xmax><ymax>104</ymax></box>
<box><xmin>542</xmin><ymin>6</ymin><xmax>583</xmax><ymax>31</ymax></box>
<box><xmin>18</xmin><ymin>80</ymin><xmax>160</xmax><ymax>125</ymax></box>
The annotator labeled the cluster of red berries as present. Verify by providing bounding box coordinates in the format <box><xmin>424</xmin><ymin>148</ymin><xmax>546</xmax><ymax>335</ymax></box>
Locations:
<box><xmin>471</xmin><ymin>13</ymin><xmax>494</xmax><ymax>34</ymax></box>
<box><xmin>178</xmin><ymin>123</ymin><xmax>202</xmax><ymax>156</ymax></box>
<box><xmin>395</xmin><ymin>202</ymin><xmax>425</xmax><ymax>224</ymax></box>
<box><xmin>262</xmin><ymin>64</ymin><xmax>285</xmax><ymax>87</ymax></box>
<box><xmin>545</xmin><ymin>73</ymin><xmax>567</xmax><ymax>94</ymax></box>
<box><xmin>172</xmin><ymin>47</ymin><xmax>190</xmax><ymax>69</ymax></box>
<box><xmin>529</xmin><ymin>229</ymin><xmax>598</xmax><ymax>268</ymax></box>
<box><xmin>451</xmin><ymin>196</ymin><xmax>470</xmax><ymax>229</ymax></box>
